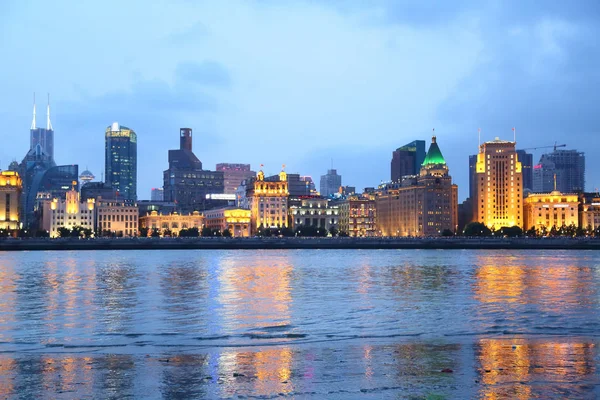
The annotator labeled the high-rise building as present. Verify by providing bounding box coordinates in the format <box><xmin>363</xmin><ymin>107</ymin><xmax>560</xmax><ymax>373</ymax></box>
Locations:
<box><xmin>473</xmin><ymin>137</ymin><xmax>523</xmax><ymax>229</ymax></box>
<box><xmin>468</xmin><ymin>154</ymin><xmax>477</xmax><ymax>200</ymax></box>
<box><xmin>320</xmin><ymin>169</ymin><xmax>342</xmax><ymax>197</ymax></box>
<box><xmin>300</xmin><ymin>176</ymin><xmax>317</xmax><ymax>195</ymax></box>
<box><xmin>216</xmin><ymin>163</ymin><xmax>256</xmax><ymax>195</ymax></box>
<box><xmin>105</xmin><ymin>122</ymin><xmax>137</xmax><ymax>201</ymax></box>
<box><xmin>376</xmin><ymin>136</ymin><xmax>458</xmax><ymax>236</ymax></box>
<box><xmin>151</xmin><ymin>188</ymin><xmax>164</xmax><ymax>201</ymax></box>
<box><xmin>0</xmin><ymin>171</ymin><xmax>22</xmax><ymax>231</ymax></box>
<box><xmin>163</xmin><ymin>128</ymin><xmax>224</xmax><ymax>212</ymax></box>
<box><xmin>246</xmin><ymin>167</ymin><xmax>289</xmax><ymax>232</ymax></box>
<box><xmin>390</xmin><ymin>140</ymin><xmax>426</xmax><ymax>182</ymax></box>
<box><xmin>81</xmin><ymin>181</ymin><xmax>118</xmax><ymax>201</ymax></box>
<box><xmin>533</xmin><ymin>149</ymin><xmax>585</xmax><ymax>193</ymax></box>
<box><xmin>30</xmin><ymin>94</ymin><xmax>55</xmax><ymax>164</ymax></box>
<box><xmin>516</xmin><ymin>150</ymin><xmax>533</xmax><ymax>191</ymax></box>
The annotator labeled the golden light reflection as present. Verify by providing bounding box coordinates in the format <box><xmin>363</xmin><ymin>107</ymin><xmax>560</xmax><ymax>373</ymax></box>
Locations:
<box><xmin>0</xmin><ymin>358</ymin><xmax>15</xmax><ymax>397</ymax></box>
<box><xmin>0</xmin><ymin>264</ymin><xmax>18</xmax><ymax>342</ymax></box>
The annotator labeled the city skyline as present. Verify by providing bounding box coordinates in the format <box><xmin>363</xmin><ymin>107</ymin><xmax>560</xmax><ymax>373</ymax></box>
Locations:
<box><xmin>1</xmin><ymin>1</ymin><xmax>598</xmax><ymax>201</ymax></box>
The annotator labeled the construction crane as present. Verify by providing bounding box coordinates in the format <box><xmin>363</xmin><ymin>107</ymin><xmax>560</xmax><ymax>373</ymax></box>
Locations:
<box><xmin>519</xmin><ymin>142</ymin><xmax>566</xmax><ymax>152</ymax></box>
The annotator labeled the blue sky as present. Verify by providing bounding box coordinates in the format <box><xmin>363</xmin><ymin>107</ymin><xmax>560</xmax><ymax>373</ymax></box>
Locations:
<box><xmin>1</xmin><ymin>0</ymin><xmax>598</xmax><ymax>200</ymax></box>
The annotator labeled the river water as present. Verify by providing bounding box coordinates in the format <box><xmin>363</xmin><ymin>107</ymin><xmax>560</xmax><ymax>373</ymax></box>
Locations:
<box><xmin>0</xmin><ymin>249</ymin><xmax>598</xmax><ymax>398</ymax></box>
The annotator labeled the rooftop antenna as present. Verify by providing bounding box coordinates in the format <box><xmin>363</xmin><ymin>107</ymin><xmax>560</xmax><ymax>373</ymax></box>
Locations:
<box><xmin>553</xmin><ymin>173</ymin><xmax>557</xmax><ymax>191</ymax></box>
<box><xmin>31</xmin><ymin>92</ymin><xmax>36</xmax><ymax>130</ymax></box>
<box><xmin>478</xmin><ymin>128</ymin><xmax>481</xmax><ymax>148</ymax></box>
<box><xmin>47</xmin><ymin>93</ymin><xmax>53</xmax><ymax>131</ymax></box>
<box><xmin>512</xmin><ymin>127</ymin><xmax>516</xmax><ymax>143</ymax></box>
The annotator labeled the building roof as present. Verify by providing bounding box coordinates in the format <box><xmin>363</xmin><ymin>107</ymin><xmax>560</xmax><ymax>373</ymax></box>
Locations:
<box><xmin>421</xmin><ymin>136</ymin><xmax>446</xmax><ymax>166</ymax></box>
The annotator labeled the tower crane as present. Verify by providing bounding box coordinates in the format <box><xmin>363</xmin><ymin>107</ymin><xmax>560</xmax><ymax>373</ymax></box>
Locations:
<box><xmin>519</xmin><ymin>142</ymin><xmax>566</xmax><ymax>152</ymax></box>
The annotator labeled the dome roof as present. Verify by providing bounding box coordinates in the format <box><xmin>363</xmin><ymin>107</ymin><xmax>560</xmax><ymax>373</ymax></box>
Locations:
<box><xmin>79</xmin><ymin>170</ymin><xmax>95</xmax><ymax>180</ymax></box>
<box><xmin>421</xmin><ymin>136</ymin><xmax>446</xmax><ymax>166</ymax></box>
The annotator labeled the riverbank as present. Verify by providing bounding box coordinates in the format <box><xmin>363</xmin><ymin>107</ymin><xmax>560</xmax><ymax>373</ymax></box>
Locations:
<box><xmin>1</xmin><ymin>236</ymin><xmax>599</xmax><ymax>250</ymax></box>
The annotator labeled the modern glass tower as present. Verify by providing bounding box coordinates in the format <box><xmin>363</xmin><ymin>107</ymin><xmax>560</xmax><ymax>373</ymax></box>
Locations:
<box><xmin>105</xmin><ymin>122</ymin><xmax>137</xmax><ymax>201</ymax></box>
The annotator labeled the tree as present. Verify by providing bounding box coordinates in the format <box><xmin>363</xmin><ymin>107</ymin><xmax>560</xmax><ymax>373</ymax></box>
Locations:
<box><xmin>201</xmin><ymin>227</ymin><xmax>212</xmax><ymax>237</ymax></box>
<box><xmin>500</xmin><ymin>226</ymin><xmax>522</xmax><ymax>237</ymax></box>
<box><xmin>57</xmin><ymin>227</ymin><xmax>71</xmax><ymax>238</ymax></box>
<box><xmin>441</xmin><ymin>229</ymin><xmax>454</xmax><ymax>237</ymax></box>
<box><xmin>526</xmin><ymin>226</ymin><xmax>538</xmax><ymax>237</ymax></box>
<box><xmin>222</xmin><ymin>228</ymin><xmax>232</xmax><ymax>237</ymax></box>
<box><xmin>338</xmin><ymin>231</ymin><xmax>349</xmax><ymax>237</ymax></box>
<box><xmin>463</xmin><ymin>222</ymin><xmax>491</xmax><ymax>237</ymax></box>
<box><xmin>35</xmin><ymin>230</ymin><xmax>50</xmax><ymax>238</ymax></box>
<box><xmin>212</xmin><ymin>228</ymin><xmax>222</xmax><ymax>237</ymax></box>
<box><xmin>163</xmin><ymin>228</ymin><xmax>173</xmax><ymax>237</ymax></box>
<box><xmin>151</xmin><ymin>228</ymin><xmax>161</xmax><ymax>238</ymax></box>
<box><xmin>139</xmin><ymin>227</ymin><xmax>149</xmax><ymax>237</ymax></box>
<box><xmin>187</xmin><ymin>227</ymin><xmax>199</xmax><ymax>237</ymax></box>
<box><xmin>329</xmin><ymin>226</ymin><xmax>339</xmax><ymax>237</ymax></box>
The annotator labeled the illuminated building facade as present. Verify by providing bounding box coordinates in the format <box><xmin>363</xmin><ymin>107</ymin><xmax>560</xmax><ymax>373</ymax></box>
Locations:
<box><xmin>246</xmin><ymin>168</ymin><xmax>289</xmax><ymax>232</ymax></box>
<box><xmin>523</xmin><ymin>191</ymin><xmax>579</xmax><ymax>232</ymax></box>
<box><xmin>0</xmin><ymin>171</ymin><xmax>22</xmax><ymax>230</ymax></box>
<box><xmin>203</xmin><ymin>207</ymin><xmax>251</xmax><ymax>237</ymax></box>
<box><xmin>139</xmin><ymin>211</ymin><xmax>203</xmax><ymax>237</ymax></box>
<box><xmin>105</xmin><ymin>122</ymin><xmax>137</xmax><ymax>201</ymax></box>
<box><xmin>579</xmin><ymin>193</ymin><xmax>600</xmax><ymax>231</ymax></box>
<box><xmin>319</xmin><ymin>169</ymin><xmax>342</xmax><ymax>197</ymax></box>
<box><xmin>473</xmin><ymin>137</ymin><xmax>523</xmax><ymax>229</ymax></box>
<box><xmin>95</xmin><ymin>200</ymin><xmax>139</xmax><ymax>237</ymax></box>
<box><xmin>216</xmin><ymin>163</ymin><xmax>256</xmax><ymax>195</ymax></box>
<box><xmin>391</xmin><ymin>140</ymin><xmax>426</xmax><ymax>182</ymax></box>
<box><xmin>40</xmin><ymin>186</ymin><xmax>95</xmax><ymax>237</ymax></box>
<box><xmin>289</xmin><ymin>198</ymin><xmax>339</xmax><ymax>231</ymax></box>
<box><xmin>376</xmin><ymin>136</ymin><xmax>458</xmax><ymax>236</ymax></box>
<box><xmin>163</xmin><ymin>128</ymin><xmax>224</xmax><ymax>212</ymax></box>
<box><xmin>339</xmin><ymin>197</ymin><xmax>376</xmax><ymax>237</ymax></box>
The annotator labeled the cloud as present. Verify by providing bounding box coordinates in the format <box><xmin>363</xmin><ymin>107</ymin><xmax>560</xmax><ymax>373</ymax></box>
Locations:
<box><xmin>176</xmin><ymin>61</ymin><xmax>231</xmax><ymax>87</ymax></box>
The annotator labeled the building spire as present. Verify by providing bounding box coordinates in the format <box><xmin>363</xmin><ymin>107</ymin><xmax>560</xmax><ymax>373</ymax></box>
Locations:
<box><xmin>31</xmin><ymin>92</ymin><xmax>37</xmax><ymax>130</ymax></box>
<box><xmin>47</xmin><ymin>93</ymin><xmax>53</xmax><ymax>131</ymax></box>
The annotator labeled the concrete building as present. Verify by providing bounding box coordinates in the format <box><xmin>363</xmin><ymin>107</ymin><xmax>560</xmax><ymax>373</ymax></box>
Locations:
<box><xmin>320</xmin><ymin>169</ymin><xmax>342</xmax><ymax>197</ymax></box>
<box><xmin>105</xmin><ymin>122</ymin><xmax>137</xmax><ymax>201</ymax></box>
<box><xmin>151</xmin><ymin>188</ymin><xmax>164</xmax><ymax>201</ymax></box>
<box><xmin>203</xmin><ymin>207</ymin><xmax>252</xmax><ymax>237</ymax></box>
<box><xmin>523</xmin><ymin>191</ymin><xmax>579</xmax><ymax>233</ymax></box>
<box><xmin>516</xmin><ymin>150</ymin><xmax>533</xmax><ymax>192</ymax></box>
<box><xmin>81</xmin><ymin>182</ymin><xmax>118</xmax><ymax>201</ymax></box>
<box><xmin>0</xmin><ymin>171</ymin><xmax>22</xmax><ymax>230</ymax></box>
<box><xmin>40</xmin><ymin>187</ymin><xmax>95</xmax><ymax>237</ymax></box>
<box><xmin>339</xmin><ymin>197</ymin><xmax>376</xmax><ymax>237</ymax></box>
<box><xmin>289</xmin><ymin>198</ymin><xmax>339</xmax><ymax>232</ymax></box>
<box><xmin>533</xmin><ymin>149</ymin><xmax>585</xmax><ymax>193</ymax></box>
<box><xmin>216</xmin><ymin>163</ymin><xmax>256</xmax><ymax>195</ymax></box>
<box><xmin>376</xmin><ymin>137</ymin><xmax>458</xmax><ymax>236</ymax></box>
<box><xmin>96</xmin><ymin>200</ymin><xmax>139</xmax><ymax>237</ymax></box>
<box><xmin>163</xmin><ymin>128</ymin><xmax>224</xmax><ymax>212</ymax></box>
<box><xmin>246</xmin><ymin>168</ymin><xmax>289</xmax><ymax>232</ymax></box>
<box><xmin>139</xmin><ymin>211</ymin><xmax>203</xmax><ymax>237</ymax></box>
<box><xmin>473</xmin><ymin>137</ymin><xmax>523</xmax><ymax>229</ymax></box>
<box><xmin>579</xmin><ymin>193</ymin><xmax>600</xmax><ymax>231</ymax></box>
<box><xmin>391</xmin><ymin>140</ymin><xmax>426</xmax><ymax>183</ymax></box>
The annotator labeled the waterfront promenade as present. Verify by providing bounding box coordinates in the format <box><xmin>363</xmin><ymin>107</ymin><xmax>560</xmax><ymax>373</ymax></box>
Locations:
<box><xmin>1</xmin><ymin>236</ymin><xmax>600</xmax><ymax>251</ymax></box>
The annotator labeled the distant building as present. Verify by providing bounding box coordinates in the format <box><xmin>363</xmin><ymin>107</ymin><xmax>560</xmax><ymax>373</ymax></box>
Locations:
<box><xmin>580</xmin><ymin>193</ymin><xmax>600</xmax><ymax>231</ymax></box>
<box><xmin>300</xmin><ymin>176</ymin><xmax>317</xmax><ymax>195</ymax></box>
<box><xmin>203</xmin><ymin>207</ymin><xmax>252</xmax><ymax>237</ymax></box>
<box><xmin>473</xmin><ymin>137</ymin><xmax>523</xmax><ymax>229</ymax></box>
<box><xmin>40</xmin><ymin>187</ymin><xmax>95</xmax><ymax>238</ymax></box>
<box><xmin>289</xmin><ymin>198</ymin><xmax>339</xmax><ymax>232</ymax></box>
<box><xmin>390</xmin><ymin>140</ymin><xmax>426</xmax><ymax>183</ymax></box>
<box><xmin>246</xmin><ymin>168</ymin><xmax>289</xmax><ymax>232</ymax></box>
<box><xmin>151</xmin><ymin>188</ymin><xmax>164</xmax><ymax>201</ymax></box>
<box><xmin>523</xmin><ymin>191</ymin><xmax>579</xmax><ymax>232</ymax></box>
<box><xmin>320</xmin><ymin>169</ymin><xmax>342</xmax><ymax>197</ymax></box>
<box><xmin>533</xmin><ymin>149</ymin><xmax>585</xmax><ymax>193</ymax></box>
<box><xmin>339</xmin><ymin>186</ymin><xmax>356</xmax><ymax>196</ymax></box>
<box><xmin>139</xmin><ymin>211</ymin><xmax>203</xmax><ymax>237</ymax></box>
<box><xmin>468</xmin><ymin>154</ymin><xmax>477</xmax><ymax>200</ymax></box>
<box><xmin>216</xmin><ymin>163</ymin><xmax>256</xmax><ymax>195</ymax></box>
<box><xmin>339</xmin><ymin>197</ymin><xmax>376</xmax><ymax>237</ymax></box>
<box><xmin>79</xmin><ymin>169</ymin><xmax>95</xmax><ymax>186</ymax></box>
<box><xmin>105</xmin><ymin>122</ymin><xmax>137</xmax><ymax>201</ymax></box>
<box><xmin>96</xmin><ymin>200</ymin><xmax>139</xmax><ymax>237</ymax></box>
<box><xmin>81</xmin><ymin>181</ymin><xmax>118</xmax><ymax>201</ymax></box>
<box><xmin>30</xmin><ymin>95</ymin><xmax>55</xmax><ymax>164</ymax></box>
<box><xmin>516</xmin><ymin>150</ymin><xmax>533</xmax><ymax>192</ymax></box>
<box><xmin>376</xmin><ymin>136</ymin><xmax>458</xmax><ymax>236</ymax></box>
<box><xmin>287</xmin><ymin>173</ymin><xmax>312</xmax><ymax>197</ymax></box>
<box><xmin>137</xmin><ymin>200</ymin><xmax>178</xmax><ymax>218</ymax></box>
<box><xmin>163</xmin><ymin>128</ymin><xmax>224</xmax><ymax>212</ymax></box>
<box><xmin>0</xmin><ymin>171</ymin><xmax>22</xmax><ymax>231</ymax></box>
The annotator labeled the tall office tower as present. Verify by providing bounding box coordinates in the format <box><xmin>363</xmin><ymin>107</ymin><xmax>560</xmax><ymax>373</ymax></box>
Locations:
<box><xmin>390</xmin><ymin>140</ymin><xmax>426</xmax><ymax>182</ymax></box>
<box><xmin>163</xmin><ymin>128</ymin><xmax>223</xmax><ymax>212</ymax></box>
<box><xmin>516</xmin><ymin>150</ymin><xmax>533</xmax><ymax>191</ymax></box>
<box><xmin>320</xmin><ymin>169</ymin><xmax>342</xmax><ymax>197</ymax></box>
<box><xmin>105</xmin><ymin>122</ymin><xmax>137</xmax><ymax>201</ymax></box>
<box><xmin>473</xmin><ymin>137</ymin><xmax>523</xmax><ymax>229</ymax></box>
<box><xmin>533</xmin><ymin>149</ymin><xmax>585</xmax><ymax>193</ymax></box>
<box><xmin>468</xmin><ymin>154</ymin><xmax>477</xmax><ymax>200</ymax></box>
<box><xmin>0</xmin><ymin>171</ymin><xmax>23</xmax><ymax>230</ymax></box>
<box><xmin>30</xmin><ymin>94</ymin><xmax>55</xmax><ymax>164</ymax></box>
<box><xmin>151</xmin><ymin>187</ymin><xmax>164</xmax><ymax>201</ymax></box>
<box><xmin>216</xmin><ymin>163</ymin><xmax>256</xmax><ymax>194</ymax></box>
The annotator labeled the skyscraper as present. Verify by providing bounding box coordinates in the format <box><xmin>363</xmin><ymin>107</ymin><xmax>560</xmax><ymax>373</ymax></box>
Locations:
<box><xmin>216</xmin><ymin>163</ymin><xmax>256</xmax><ymax>194</ymax></box>
<box><xmin>163</xmin><ymin>128</ymin><xmax>224</xmax><ymax>211</ymax></box>
<box><xmin>473</xmin><ymin>137</ymin><xmax>523</xmax><ymax>229</ymax></box>
<box><xmin>320</xmin><ymin>169</ymin><xmax>342</xmax><ymax>197</ymax></box>
<box><xmin>533</xmin><ymin>149</ymin><xmax>585</xmax><ymax>193</ymax></box>
<box><xmin>390</xmin><ymin>140</ymin><xmax>426</xmax><ymax>182</ymax></box>
<box><xmin>30</xmin><ymin>94</ymin><xmax>55</xmax><ymax>164</ymax></box>
<box><xmin>516</xmin><ymin>150</ymin><xmax>533</xmax><ymax>191</ymax></box>
<box><xmin>105</xmin><ymin>122</ymin><xmax>137</xmax><ymax>201</ymax></box>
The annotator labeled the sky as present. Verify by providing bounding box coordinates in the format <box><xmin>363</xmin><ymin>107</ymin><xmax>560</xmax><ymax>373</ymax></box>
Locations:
<box><xmin>1</xmin><ymin>0</ymin><xmax>599</xmax><ymax>201</ymax></box>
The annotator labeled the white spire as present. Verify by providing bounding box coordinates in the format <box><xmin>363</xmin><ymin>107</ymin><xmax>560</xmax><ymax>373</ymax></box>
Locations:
<box><xmin>46</xmin><ymin>93</ymin><xmax>53</xmax><ymax>131</ymax></box>
<box><xmin>31</xmin><ymin>92</ymin><xmax>37</xmax><ymax>130</ymax></box>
